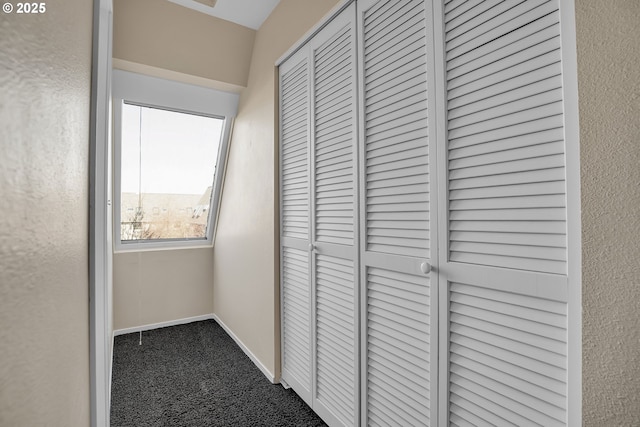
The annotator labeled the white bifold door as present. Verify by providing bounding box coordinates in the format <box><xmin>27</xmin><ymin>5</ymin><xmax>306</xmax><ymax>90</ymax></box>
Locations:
<box><xmin>436</xmin><ymin>1</ymin><xmax>574</xmax><ymax>425</ymax></box>
<box><xmin>357</xmin><ymin>0</ymin><xmax>437</xmax><ymax>425</ymax></box>
<box><xmin>280</xmin><ymin>4</ymin><xmax>359</xmax><ymax>427</ymax></box>
<box><xmin>279</xmin><ymin>0</ymin><xmax>579</xmax><ymax>426</ymax></box>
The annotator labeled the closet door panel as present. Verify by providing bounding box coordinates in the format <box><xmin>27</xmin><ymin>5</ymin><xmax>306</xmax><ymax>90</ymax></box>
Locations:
<box><xmin>310</xmin><ymin>4</ymin><xmax>359</xmax><ymax>427</ymax></box>
<box><xmin>314</xmin><ymin>16</ymin><xmax>357</xmax><ymax>249</ymax></box>
<box><xmin>279</xmin><ymin>48</ymin><xmax>312</xmax><ymax>404</ymax></box>
<box><xmin>361</xmin><ymin>0</ymin><xmax>431</xmax><ymax>261</ymax></box>
<box><xmin>281</xmin><ymin>247</ymin><xmax>311</xmax><ymax>391</ymax></box>
<box><xmin>437</xmin><ymin>1</ymin><xmax>571</xmax><ymax>425</ymax></box>
<box><xmin>366</xmin><ymin>266</ymin><xmax>431</xmax><ymax>426</ymax></box>
<box><xmin>316</xmin><ymin>254</ymin><xmax>356</xmax><ymax>426</ymax></box>
<box><xmin>358</xmin><ymin>0</ymin><xmax>436</xmax><ymax>425</ymax></box>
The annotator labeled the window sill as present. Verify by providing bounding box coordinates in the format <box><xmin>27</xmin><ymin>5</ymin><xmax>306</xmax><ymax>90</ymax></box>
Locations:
<box><xmin>113</xmin><ymin>239</ymin><xmax>214</xmax><ymax>254</ymax></box>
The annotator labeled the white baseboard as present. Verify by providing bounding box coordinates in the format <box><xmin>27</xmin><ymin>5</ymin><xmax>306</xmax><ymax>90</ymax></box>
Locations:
<box><xmin>113</xmin><ymin>314</ymin><xmax>215</xmax><ymax>336</ymax></box>
<box><xmin>212</xmin><ymin>314</ymin><xmax>276</xmax><ymax>384</ymax></box>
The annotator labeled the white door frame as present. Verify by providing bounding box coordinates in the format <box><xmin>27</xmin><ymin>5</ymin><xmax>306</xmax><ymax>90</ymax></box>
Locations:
<box><xmin>89</xmin><ymin>0</ymin><xmax>113</xmax><ymax>426</ymax></box>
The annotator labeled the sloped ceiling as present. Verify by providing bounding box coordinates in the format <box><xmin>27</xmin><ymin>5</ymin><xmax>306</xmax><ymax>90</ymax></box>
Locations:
<box><xmin>167</xmin><ymin>0</ymin><xmax>281</xmax><ymax>30</ymax></box>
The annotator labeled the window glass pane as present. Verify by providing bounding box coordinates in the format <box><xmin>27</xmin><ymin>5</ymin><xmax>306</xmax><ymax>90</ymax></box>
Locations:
<box><xmin>120</xmin><ymin>103</ymin><xmax>223</xmax><ymax>242</ymax></box>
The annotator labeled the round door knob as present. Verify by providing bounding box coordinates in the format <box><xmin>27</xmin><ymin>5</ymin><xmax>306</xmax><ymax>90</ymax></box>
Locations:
<box><xmin>308</xmin><ymin>243</ymin><xmax>315</xmax><ymax>252</ymax></box>
<box><xmin>420</xmin><ymin>261</ymin><xmax>431</xmax><ymax>274</ymax></box>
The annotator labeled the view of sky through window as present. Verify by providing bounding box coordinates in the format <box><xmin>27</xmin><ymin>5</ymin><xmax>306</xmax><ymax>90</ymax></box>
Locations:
<box><xmin>121</xmin><ymin>103</ymin><xmax>222</xmax><ymax>194</ymax></box>
<box><xmin>120</xmin><ymin>103</ymin><xmax>223</xmax><ymax>241</ymax></box>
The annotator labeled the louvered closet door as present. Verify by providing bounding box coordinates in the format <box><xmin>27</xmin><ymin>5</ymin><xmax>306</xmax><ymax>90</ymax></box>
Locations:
<box><xmin>437</xmin><ymin>1</ymin><xmax>572</xmax><ymax>425</ymax></box>
<box><xmin>309</xmin><ymin>4</ymin><xmax>359</xmax><ymax>427</ymax></box>
<box><xmin>358</xmin><ymin>0</ymin><xmax>437</xmax><ymax>425</ymax></box>
<box><xmin>279</xmin><ymin>47</ymin><xmax>312</xmax><ymax>405</ymax></box>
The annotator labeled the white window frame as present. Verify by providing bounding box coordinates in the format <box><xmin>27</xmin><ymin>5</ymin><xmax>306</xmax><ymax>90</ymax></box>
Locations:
<box><xmin>112</xmin><ymin>70</ymin><xmax>238</xmax><ymax>252</ymax></box>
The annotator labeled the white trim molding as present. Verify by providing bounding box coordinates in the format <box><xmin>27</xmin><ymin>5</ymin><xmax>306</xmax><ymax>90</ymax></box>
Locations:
<box><xmin>559</xmin><ymin>0</ymin><xmax>583</xmax><ymax>425</ymax></box>
<box><xmin>90</xmin><ymin>1</ymin><xmax>113</xmax><ymax>426</ymax></box>
<box><xmin>212</xmin><ymin>314</ymin><xmax>277</xmax><ymax>384</ymax></box>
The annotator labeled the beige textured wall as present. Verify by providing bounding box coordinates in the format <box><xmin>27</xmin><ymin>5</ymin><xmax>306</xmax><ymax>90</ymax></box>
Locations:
<box><xmin>113</xmin><ymin>249</ymin><xmax>214</xmax><ymax>330</ymax></box>
<box><xmin>576</xmin><ymin>1</ymin><xmax>640</xmax><ymax>424</ymax></box>
<box><xmin>213</xmin><ymin>0</ymin><xmax>341</xmax><ymax>378</ymax></box>
<box><xmin>0</xmin><ymin>1</ymin><xmax>92</xmax><ymax>425</ymax></box>
<box><xmin>112</xmin><ymin>0</ymin><xmax>255</xmax><ymax>89</ymax></box>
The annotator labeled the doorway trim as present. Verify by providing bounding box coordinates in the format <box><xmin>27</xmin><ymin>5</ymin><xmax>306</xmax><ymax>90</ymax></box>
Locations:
<box><xmin>89</xmin><ymin>0</ymin><xmax>113</xmax><ymax>426</ymax></box>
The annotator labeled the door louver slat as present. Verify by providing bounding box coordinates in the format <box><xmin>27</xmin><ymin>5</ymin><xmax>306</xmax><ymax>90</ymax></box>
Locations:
<box><xmin>316</xmin><ymin>255</ymin><xmax>355</xmax><ymax>426</ymax></box>
<box><xmin>315</xmin><ymin>25</ymin><xmax>355</xmax><ymax>247</ymax></box>
<box><xmin>281</xmin><ymin>248</ymin><xmax>311</xmax><ymax>390</ymax></box>
<box><xmin>363</xmin><ymin>11</ymin><xmax>430</xmax><ymax>255</ymax></box>
<box><xmin>446</xmin><ymin>1</ymin><xmax>567</xmax><ymax>275</ymax></box>
<box><xmin>446</xmin><ymin>0</ymin><xmax>557</xmax><ymax>60</ymax></box>
<box><xmin>281</xmin><ymin>60</ymin><xmax>309</xmax><ymax>241</ymax></box>
<box><xmin>449</xmin><ymin>282</ymin><xmax>567</xmax><ymax>427</ymax></box>
<box><xmin>366</xmin><ymin>267</ymin><xmax>430</xmax><ymax>426</ymax></box>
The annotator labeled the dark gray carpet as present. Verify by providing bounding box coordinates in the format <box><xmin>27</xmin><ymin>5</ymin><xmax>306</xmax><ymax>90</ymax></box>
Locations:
<box><xmin>110</xmin><ymin>320</ymin><xmax>327</xmax><ymax>427</ymax></box>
